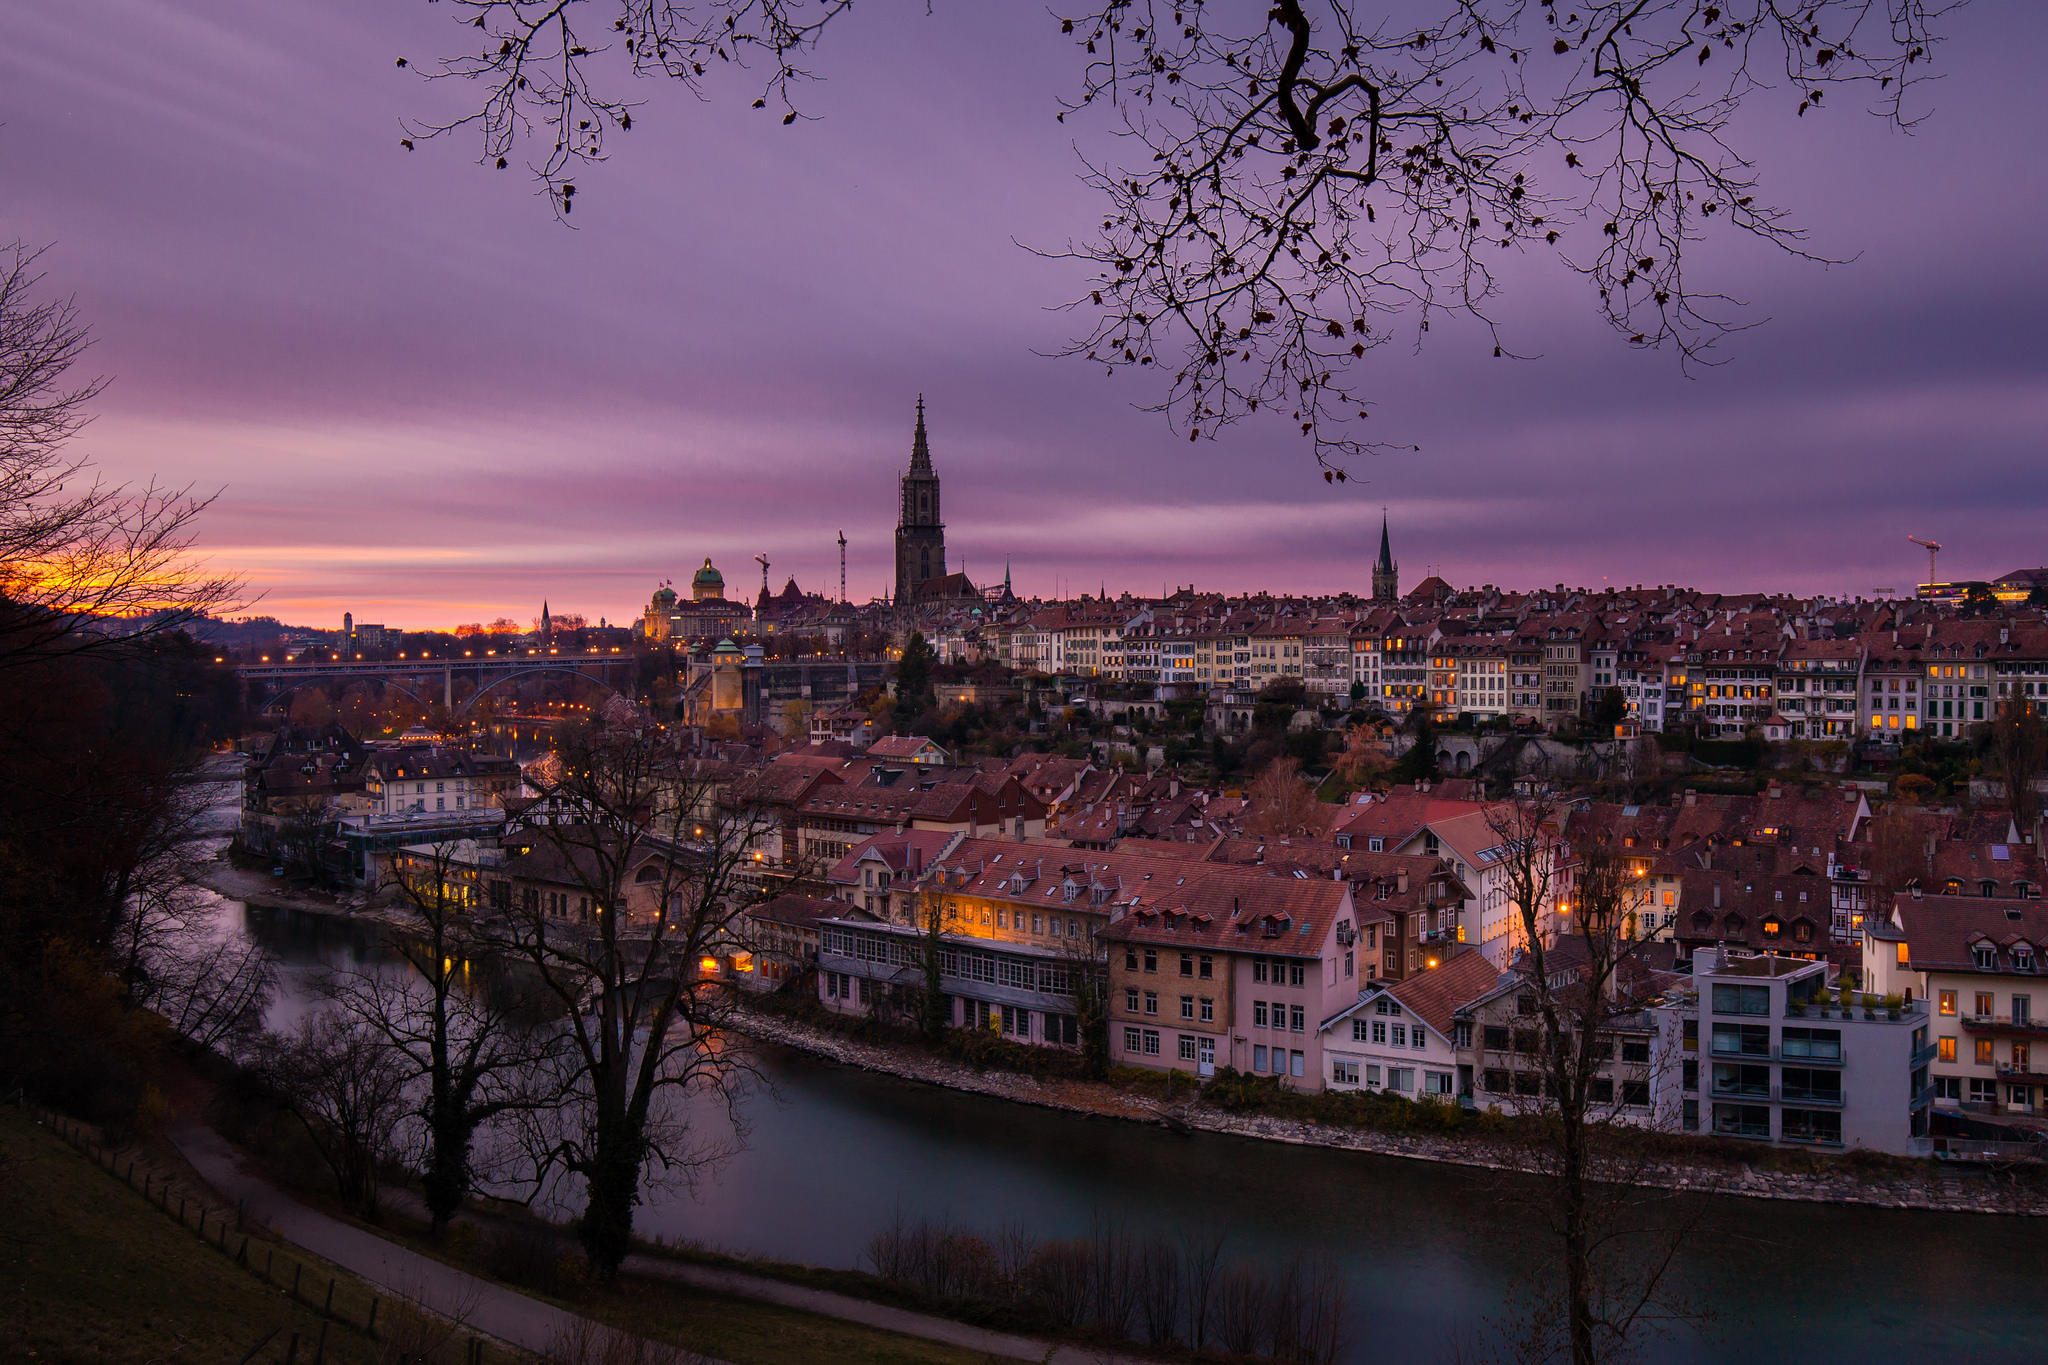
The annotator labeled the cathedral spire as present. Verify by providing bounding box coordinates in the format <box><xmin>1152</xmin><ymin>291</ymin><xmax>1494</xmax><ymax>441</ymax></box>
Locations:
<box><xmin>1372</xmin><ymin>508</ymin><xmax>1399</xmax><ymax>603</ymax></box>
<box><xmin>908</xmin><ymin>394</ymin><xmax>933</xmax><ymax>476</ymax></box>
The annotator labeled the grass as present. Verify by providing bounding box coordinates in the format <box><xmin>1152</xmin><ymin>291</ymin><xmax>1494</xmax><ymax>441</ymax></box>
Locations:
<box><xmin>0</xmin><ymin>1107</ymin><xmax>384</xmax><ymax>1364</ymax></box>
<box><xmin>581</xmin><ymin>1281</ymin><xmax>993</xmax><ymax>1365</ymax></box>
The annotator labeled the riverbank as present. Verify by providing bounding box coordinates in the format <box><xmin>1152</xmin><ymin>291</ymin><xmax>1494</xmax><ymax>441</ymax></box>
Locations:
<box><xmin>727</xmin><ymin>1006</ymin><xmax>2048</xmax><ymax>1217</ymax></box>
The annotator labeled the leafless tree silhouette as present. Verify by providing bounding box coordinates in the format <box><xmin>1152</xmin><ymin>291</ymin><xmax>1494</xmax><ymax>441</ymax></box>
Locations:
<box><xmin>402</xmin><ymin>1</ymin><xmax>1955</xmax><ymax>465</ymax></box>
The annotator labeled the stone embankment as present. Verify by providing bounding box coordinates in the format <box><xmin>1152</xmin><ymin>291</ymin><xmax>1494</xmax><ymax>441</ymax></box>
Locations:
<box><xmin>729</xmin><ymin>1009</ymin><xmax>2048</xmax><ymax>1217</ymax></box>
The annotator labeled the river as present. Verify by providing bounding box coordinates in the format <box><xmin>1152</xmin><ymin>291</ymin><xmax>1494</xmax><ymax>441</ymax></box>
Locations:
<box><xmin>220</xmin><ymin>893</ymin><xmax>2048</xmax><ymax>1363</ymax></box>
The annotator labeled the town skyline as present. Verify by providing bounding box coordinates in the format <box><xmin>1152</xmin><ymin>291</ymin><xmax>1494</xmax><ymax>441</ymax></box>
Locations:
<box><xmin>5</xmin><ymin>2</ymin><xmax>2043</xmax><ymax>630</ymax></box>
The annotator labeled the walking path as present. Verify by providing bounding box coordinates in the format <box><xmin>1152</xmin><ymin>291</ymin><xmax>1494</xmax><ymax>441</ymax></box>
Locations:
<box><xmin>622</xmin><ymin>1255</ymin><xmax>1157</xmax><ymax>1365</ymax></box>
<box><xmin>168</xmin><ymin>1121</ymin><xmax>684</xmax><ymax>1361</ymax></box>
<box><xmin>171</xmin><ymin>1119</ymin><xmax>1149</xmax><ymax>1364</ymax></box>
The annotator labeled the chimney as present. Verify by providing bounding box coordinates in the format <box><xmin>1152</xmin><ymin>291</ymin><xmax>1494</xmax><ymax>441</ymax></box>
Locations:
<box><xmin>1684</xmin><ymin>789</ymin><xmax>1697</xmax><ymax>808</ymax></box>
<box><xmin>1712</xmin><ymin>882</ymin><xmax>1723</xmax><ymax>909</ymax></box>
<box><xmin>1396</xmin><ymin>868</ymin><xmax>1409</xmax><ymax>895</ymax></box>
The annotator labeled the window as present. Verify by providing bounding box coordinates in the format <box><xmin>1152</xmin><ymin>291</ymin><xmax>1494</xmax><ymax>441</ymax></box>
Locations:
<box><xmin>1333</xmin><ymin>1059</ymin><xmax>1360</xmax><ymax>1085</ymax></box>
<box><xmin>1975</xmin><ymin>945</ymin><xmax>1997</xmax><ymax>970</ymax></box>
<box><xmin>1253</xmin><ymin>1044</ymin><xmax>1268</xmax><ymax>1071</ymax></box>
<box><xmin>1142</xmin><ymin>1029</ymin><xmax>1161</xmax><ymax>1056</ymax></box>
<box><xmin>1144</xmin><ymin>991</ymin><xmax>1158</xmax><ymax>1016</ymax></box>
<box><xmin>1178</xmin><ymin>1035</ymin><xmax>1198</xmax><ymax>1062</ymax></box>
<box><xmin>1782</xmin><ymin>1027</ymin><xmax>1841</xmax><ymax>1061</ymax></box>
<box><xmin>1199</xmin><ymin>997</ymin><xmax>1214</xmax><ymax>1023</ymax></box>
<box><xmin>1712</xmin><ymin>1104</ymin><xmax>1771</xmax><ymax>1138</ymax></box>
<box><xmin>1712</xmin><ymin>984</ymin><xmax>1770</xmax><ymax>1016</ymax></box>
<box><xmin>1199</xmin><ymin>955</ymin><xmax>1214</xmax><ymax>980</ymax></box>
<box><xmin>1180</xmin><ymin>953</ymin><xmax>1194</xmax><ymax>977</ymax></box>
<box><xmin>1714</xmin><ymin>1063</ymin><xmax>1772</xmax><ymax>1097</ymax></box>
<box><xmin>1938</xmin><ymin>990</ymin><xmax>1957</xmax><ymax>1017</ymax></box>
<box><xmin>1976</xmin><ymin>1039</ymin><xmax>1994</xmax><ymax>1066</ymax></box>
<box><xmin>1372</xmin><ymin>1020</ymin><xmax>1387</xmax><ymax>1044</ymax></box>
<box><xmin>1782</xmin><ymin>1068</ymin><xmax>1842</xmax><ymax>1103</ymax></box>
<box><xmin>1254</xmin><ymin>1001</ymin><xmax>1269</xmax><ymax>1028</ymax></box>
<box><xmin>2017</xmin><ymin>995</ymin><xmax>2032</xmax><ymax>1025</ymax></box>
<box><xmin>1391</xmin><ymin>1023</ymin><xmax>1407</xmax><ymax>1048</ymax></box>
<box><xmin>1388</xmin><ymin>1067</ymin><xmax>1414</xmax><ymax>1092</ymax></box>
<box><xmin>1124</xmin><ymin>987</ymin><xmax>1139</xmax><ymax>1012</ymax></box>
<box><xmin>1970</xmin><ymin>1077</ymin><xmax>1998</xmax><ymax>1104</ymax></box>
<box><xmin>1938</xmin><ymin>1037</ymin><xmax>1957</xmax><ymax>1063</ymax></box>
<box><xmin>1290</xmin><ymin>1005</ymin><xmax>1305</xmax><ymax>1034</ymax></box>
<box><xmin>1253</xmin><ymin>960</ymin><xmax>1268</xmax><ymax>984</ymax></box>
<box><xmin>1124</xmin><ymin>949</ymin><xmax>1138</xmax><ymax>971</ymax></box>
<box><xmin>1180</xmin><ymin>995</ymin><xmax>1195</xmax><ymax>1021</ymax></box>
<box><xmin>1144</xmin><ymin>949</ymin><xmax>1158</xmax><ymax>974</ymax></box>
<box><xmin>1782</xmin><ymin>1109</ymin><xmax>1842</xmax><ymax>1144</ymax></box>
<box><xmin>1413</xmin><ymin>1027</ymin><xmax>1427</xmax><ymax>1051</ymax></box>
<box><xmin>1290</xmin><ymin>1050</ymin><xmax>1305</xmax><ymax>1078</ymax></box>
<box><xmin>1620</xmin><ymin>1039</ymin><xmax>1651</xmax><ymax>1065</ymax></box>
<box><xmin>1975</xmin><ymin>992</ymin><xmax>1995</xmax><ymax>1019</ymax></box>
<box><xmin>1711</xmin><ymin>1023</ymin><xmax>1772</xmax><ymax>1057</ymax></box>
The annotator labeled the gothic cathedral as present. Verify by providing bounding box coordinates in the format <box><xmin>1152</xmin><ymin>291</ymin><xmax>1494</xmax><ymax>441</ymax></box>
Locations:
<box><xmin>894</xmin><ymin>396</ymin><xmax>946</xmax><ymax>605</ymax></box>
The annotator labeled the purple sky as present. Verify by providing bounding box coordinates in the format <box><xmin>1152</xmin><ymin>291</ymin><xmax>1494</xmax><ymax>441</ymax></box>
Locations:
<box><xmin>4</xmin><ymin>2</ymin><xmax>2043</xmax><ymax>630</ymax></box>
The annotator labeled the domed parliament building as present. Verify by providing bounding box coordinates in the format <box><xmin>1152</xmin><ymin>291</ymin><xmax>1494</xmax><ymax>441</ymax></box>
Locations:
<box><xmin>641</xmin><ymin>557</ymin><xmax>753</xmax><ymax>643</ymax></box>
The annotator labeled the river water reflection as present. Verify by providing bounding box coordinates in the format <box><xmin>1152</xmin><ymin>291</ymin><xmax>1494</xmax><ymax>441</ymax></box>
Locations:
<box><xmin>232</xmin><ymin>899</ymin><xmax>2048</xmax><ymax>1364</ymax></box>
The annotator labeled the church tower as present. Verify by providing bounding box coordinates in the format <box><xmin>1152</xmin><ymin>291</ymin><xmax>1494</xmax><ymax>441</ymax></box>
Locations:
<box><xmin>1372</xmin><ymin>510</ymin><xmax>1399</xmax><ymax>603</ymax></box>
<box><xmin>894</xmin><ymin>396</ymin><xmax>946</xmax><ymax>606</ymax></box>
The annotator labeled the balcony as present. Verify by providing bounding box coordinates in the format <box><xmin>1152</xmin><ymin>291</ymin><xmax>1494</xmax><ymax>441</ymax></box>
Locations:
<box><xmin>1710</xmin><ymin>1041</ymin><xmax>1845</xmax><ymax>1065</ymax></box>
<box><xmin>1960</xmin><ymin>1014</ymin><xmax>2048</xmax><ymax>1038</ymax></box>
<box><xmin>1709</xmin><ymin>1083</ymin><xmax>1845</xmax><ymax>1107</ymax></box>
<box><xmin>1995</xmin><ymin>1064</ymin><xmax>2048</xmax><ymax>1084</ymax></box>
<box><xmin>1913</xmin><ymin>1042</ymin><xmax>1940</xmax><ymax>1067</ymax></box>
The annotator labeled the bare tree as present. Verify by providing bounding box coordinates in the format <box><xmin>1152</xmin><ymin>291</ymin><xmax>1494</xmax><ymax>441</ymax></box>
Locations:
<box><xmin>403</xmin><ymin>2</ymin><xmax>1952</xmax><ymax>464</ymax></box>
<box><xmin>1180</xmin><ymin>1225</ymin><xmax>1227</xmax><ymax>1352</ymax></box>
<box><xmin>0</xmin><ymin>242</ymin><xmax>239</xmax><ymax>669</ymax></box>
<box><xmin>488</xmin><ymin>704</ymin><xmax>796</xmax><ymax>1277</ymax></box>
<box><xmin>1486</xmin><ymin>790</ymin><xmax>1699</xmax><ymax>1364</ymax></box>
<box><xmin>325</xmin><ymin>840</ymin><xmax>568</xmax><ymax>1236</ymax></box>
<box><xmin>151</xmin><ymin>935</ymin><xmax>276</xmax><ymax>1056</ymax></box>
<box><xmin>259</xmin><ymin>1011</ymin><xmax>410</xmax><ymax>1217</ymax></box>
<box><xmin>1989</xmin><ymin>695</ymin><xmax>2046</xmax><ymax>831</ymax></box>
<box><xmin>1247</xmin><ymin>754</ymin><xmax>1320</xmax><ymax>837</ymax></box>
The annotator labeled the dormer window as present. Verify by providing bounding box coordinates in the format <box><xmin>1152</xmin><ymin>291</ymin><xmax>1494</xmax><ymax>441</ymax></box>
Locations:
<box><xmin>1974</xmin><ymin>944</ymin><xmax>1997</xmax><ymax>971</ymax></box>
<box><xmin>2013</xmin><ymin>944</ymin><xmax>2035</xmax><ymax>972</ymax></box>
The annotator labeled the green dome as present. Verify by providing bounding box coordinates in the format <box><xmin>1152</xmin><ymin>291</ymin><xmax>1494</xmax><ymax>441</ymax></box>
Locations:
<box><xmin>652</xmin><ymin>583</ymin><xmax>677</xmax><ymax>607</ymax></box>
<box><xmin>692</xmin><ymin>557</ymin><xmax>724</xmax><ymax>588</ymax></box>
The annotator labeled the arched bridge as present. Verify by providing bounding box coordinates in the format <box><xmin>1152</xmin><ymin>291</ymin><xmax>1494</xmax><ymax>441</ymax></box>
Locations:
<box><xmin>238</xmin><ymin>652</ymin><xmax>635</xmax><ymax>716</ymax></box>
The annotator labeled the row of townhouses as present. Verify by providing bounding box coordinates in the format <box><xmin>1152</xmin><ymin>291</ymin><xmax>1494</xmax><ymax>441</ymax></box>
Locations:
<box><xmin>922</xmin><ymin>586</ymin><xmax>2048</xmax><ymax>742</ymax></box>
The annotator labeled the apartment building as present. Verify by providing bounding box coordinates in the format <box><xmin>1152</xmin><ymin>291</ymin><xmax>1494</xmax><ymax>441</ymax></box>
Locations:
<box><xmin>1657</xmin><ymin>948</ymin><xmax>1932</xmax><ymax>1155</ymax></box>
<box><xmin>1864</xmin><ymin>892</ymin><xmax>2048</xmax><ymax>1120</ymax></box>
<box><xmin>1099</xmin><ymin>863</ymin><xmax>1357</xmax><ymax>1086</ymax></box>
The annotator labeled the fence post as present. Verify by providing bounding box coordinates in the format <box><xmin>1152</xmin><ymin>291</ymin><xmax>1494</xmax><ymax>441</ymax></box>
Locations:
<box><xmin>314</xmin><ymin>1320</ymin><xmax>329</xmax><ymax>1364</ymax></box>
<box><xmin>178</xmin><ymin>1196</ymin><xmax>186</xmax><ymax>1226</ymax></box>
<box><xmin>323</xmin><ymin>1278</ymin><xmax>335</xmax><ymax>1316</ymax></box>
<box><xmin>366</xmin><ymin>1296</ymin><xmax>379</xmax><ymax>1337</ymax></box>
<box><xmin>285</xmin><ymin>1331</ymin><xmax>299</xmax><ymax>1364</ymax></box>
<box><xmin>292</xmin><ymin>1262</ymin><xmax>303</xmax><ymax>1299</ymax></box>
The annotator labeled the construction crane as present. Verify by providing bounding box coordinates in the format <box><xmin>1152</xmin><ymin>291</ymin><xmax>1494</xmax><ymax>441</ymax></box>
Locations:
<box><xmin>1908</xmin><ymin>535</ymin><xmax>1942</xmax><ymax>587</ymax></box>
<box><xmin>755</xmin><ymin>552</ymin><xmax>771</xmax><ymax>601</ymax></box>
<box><xmin>837</xmin><ymin>531</ymin><xmax>847</xmax><ymax>605</ymax></box>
